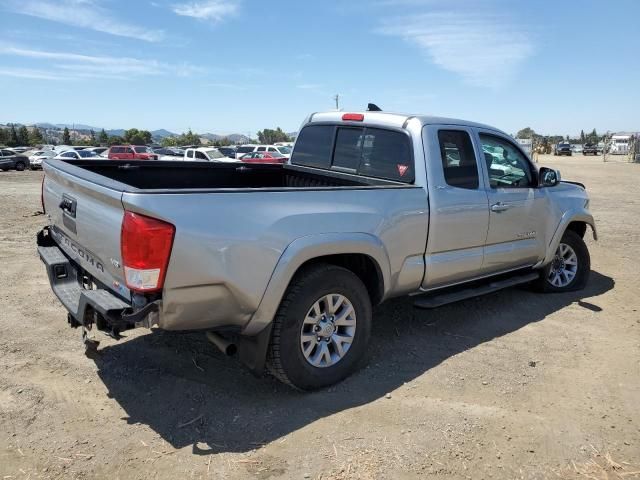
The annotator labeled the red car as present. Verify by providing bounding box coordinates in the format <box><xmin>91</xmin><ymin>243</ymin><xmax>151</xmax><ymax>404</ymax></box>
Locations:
<box><xmin>240</xmin><ymin>152</ymin><xmax>286</xmax><ymax>164</ymax></box>
<box><xmin>108</xmin><ymin>145</ymin><xmax>158</xmax><ymax>160</ymax></box>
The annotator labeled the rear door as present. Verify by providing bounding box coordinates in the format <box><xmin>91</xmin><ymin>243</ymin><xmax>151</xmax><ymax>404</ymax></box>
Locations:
<box><xmin>475</xmin><ymin>130</ymin><xmax>547</xmax><ymax>272</ymax></box>
<box><xmin>0</xmin><ymin>149</ymin><xmax>13</xmax><ymax>169</ymax></box>
<box><xmin>43</xmin><ymin>164</ymin><xmax>130</xmax><ymax>300</ymax></box>
<box><xmin>123</xmin><ymin>147</ymin><xmax>134</xmax><ymax>160</ymax></box>
<box><xmin>421</xmin><ymin>126</ymin><xmax>489</xmax><ymax>288</ymax></box>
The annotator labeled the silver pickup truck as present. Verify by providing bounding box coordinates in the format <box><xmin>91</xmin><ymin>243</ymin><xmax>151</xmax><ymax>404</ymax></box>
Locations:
<box><xmin>37</xmin><ymin>110</ymin><xmax>596</xmax><ymax>390</ymax></box>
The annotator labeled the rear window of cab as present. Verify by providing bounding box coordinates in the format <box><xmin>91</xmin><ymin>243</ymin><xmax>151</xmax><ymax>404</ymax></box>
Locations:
<box><xmin>291</xmin><ymin>124</ymin><xmax>414</xmax><ymax>183</ymax></box>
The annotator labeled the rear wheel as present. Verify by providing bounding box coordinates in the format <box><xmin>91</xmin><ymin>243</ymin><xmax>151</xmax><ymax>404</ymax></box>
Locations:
<box><xmin>267</xmin><ymin>264</ymin><xmax>372</xmax><ymax>390</ymax></box>
<box><xmin>15</xmin><ymin>161</ymin><xmax>26</xmax><ymax>171</ymax></box>
<box><xmin>534</xmin><ymin>230</ymin><xmax>590</xmax><ymax>292</ymax></box>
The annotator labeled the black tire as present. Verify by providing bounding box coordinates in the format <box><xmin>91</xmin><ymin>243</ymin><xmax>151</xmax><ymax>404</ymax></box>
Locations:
<box><xmin>266</xmin><ymin>264</ymin><xmax>372</xmax><ymax>390</ymax></box>
<box><xmin>533</xmin><ymin>229</ymin><xmax>590</xmax><ymax>292</ymax></box>
<box><xmin>15</xmin><ymin>161</ymin><xmax>26</xmax><ymax>171</ymax></box>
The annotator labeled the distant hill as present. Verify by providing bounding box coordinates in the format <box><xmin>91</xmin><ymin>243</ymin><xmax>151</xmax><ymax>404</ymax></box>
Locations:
<box><xmin>152</xmin><ymin>129</ymin><xmax>177</xmax><ymax>138</ymax></box>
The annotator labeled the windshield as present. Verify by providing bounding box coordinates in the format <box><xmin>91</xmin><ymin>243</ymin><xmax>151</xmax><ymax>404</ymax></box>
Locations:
<box><xmin>205</xmin><ymin>149</ymin><xmax>225</xmax><ymax>159</ymax></box>
<box><xmin>134</xmin><ymin>146</ymin><xmax>151</xmax><ymax>153</ymax></box>
<box><xmin>277</xmin><ymin>146</ymin><xmax>292</xmax><ymax>154</ymax></box>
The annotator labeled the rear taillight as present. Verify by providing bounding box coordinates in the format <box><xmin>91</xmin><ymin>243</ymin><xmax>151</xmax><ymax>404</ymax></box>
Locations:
<box><xmin>41</xmin><ymin>175</ymin><xmax>45</xmax><ymax>213</ymax></box>
<box><xmin>121</xmin><ymin>211</ymin><xmax>175</xmax><ymax>293</ymax></box>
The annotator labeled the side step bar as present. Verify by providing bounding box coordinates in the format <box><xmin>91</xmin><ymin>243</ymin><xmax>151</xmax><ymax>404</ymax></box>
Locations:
<box><xmin>413</xmin><ymin>272</ymin><xmax>540</xmax><ymax>309</ymax></box>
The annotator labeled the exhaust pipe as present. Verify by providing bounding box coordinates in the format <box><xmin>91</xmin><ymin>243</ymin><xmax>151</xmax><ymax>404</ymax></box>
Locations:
<box><xmin>206</xmin><ymin>331</ymin><xmax>237</xmax><ymax>356</ymax></box>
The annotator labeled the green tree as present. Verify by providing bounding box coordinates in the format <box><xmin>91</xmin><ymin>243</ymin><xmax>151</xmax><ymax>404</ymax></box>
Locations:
<box><xmin>90</xmin><ymin>129</ymin><xmax>96</xmax><ymax>144</ymax></box>
<box><xmin>62</xmin><ymin>127</ymin><xmax>71</xmax><ymax>145</ymax></box>
<box><xmin>98</xmin><ymin>129</ymin><xmax>109</xmax><ymax>145</ymax></box>
<box><xmin>516</xmin><ymin>127</ymin><xmax>536</xmax><ymax>139</ymax></box>
<box><xmin>29</xmin><ymin>127</ymin><xmax>44</xmax><ymax>145</ymax></box>
<box><xmin>257</xmin><ymin>127</ymin><xmax>290</xmax><ymax>144</ymax></box>
<box><xmin>7</xmin><ymin>124</ymin><xmax>19</xmax><ymax>147</ymax></box>
<box><xmin>0</xmin><ymin>127</ymin><xmax>8</xmax><ymax>146</ymax></box>
<box><xmin>580</xmin><ymin>129</ymin><xmax>585</xmax><ymax>144</ymax></box>
<box><xmin>107</xmin><ymin>135</ymin><xmax>125</xmax><ymax>146</ymax></box>
<box><xmin>123</xmin><ymin>128</ymin><xmax>152</xmax><ymax>145</ymax></box>
<box><xmin>161</xmin><ymin>136</ymin><xmax>179</xmax><ymax>147</ymax></box>
<box><xmin>178</xmin><ymin>129</ymin><xmax>200</xmax><ymax>146</ymax></box>
<box><xmin>17</xmin><ymin>126</ymin><xmax>29</xmax><ymax>146</ymax></box>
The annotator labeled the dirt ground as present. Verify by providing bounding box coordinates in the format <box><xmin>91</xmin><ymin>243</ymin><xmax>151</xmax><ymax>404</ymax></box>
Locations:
<box><xmin>1</xmin><ymin>154</ymin><xmax>638</xmax><ymax>480</ymax></box>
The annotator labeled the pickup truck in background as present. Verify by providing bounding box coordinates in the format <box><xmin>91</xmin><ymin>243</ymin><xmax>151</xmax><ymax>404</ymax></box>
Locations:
<box><xmin>582</xmin><ymin>143</ymin><xmax>598</xmax><ymax>155</ymax></box>
<box><xmin>37</xmin><ymin>110</ymin><xmax>597</xmax><ymax>390</ymax></box>
<box><xmin>554</xmin><ymin>142</ymin><xmax>573</xmax><ymax>156</ymax></box>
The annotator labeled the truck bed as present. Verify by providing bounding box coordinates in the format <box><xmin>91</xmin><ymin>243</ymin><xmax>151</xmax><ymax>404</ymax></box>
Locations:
<box><xmin>53</xmin><ymin>160</ymin><xmax>402</xmax><ymax>191</ymax></box>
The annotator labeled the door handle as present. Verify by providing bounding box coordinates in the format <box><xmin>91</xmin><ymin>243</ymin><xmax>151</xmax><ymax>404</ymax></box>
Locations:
<box><xmin>491</xmin><ymin>202</ymin><xmax>510</xmax><ymax>212</ymax></box>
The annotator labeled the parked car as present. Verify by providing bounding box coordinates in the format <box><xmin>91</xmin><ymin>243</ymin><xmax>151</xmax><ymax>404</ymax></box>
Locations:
<box><xmin>53</xmin><ymin>150</ymin><xmax>102</xmax><ymax>160</ymax></box>
<box><xmin>184</xmin><ymin>147</ymin><xmax>237</xmax><ymax>162</ymax></box>
<box><xmin>234</xmin><ymin>144</ymin><xmax>291</xmax><ymax>159</ymax></box>
<box><xmin>84</xmin><ymin>147</ymin><xmax>108</xmax><ymax>156</ymax></box>
<box><xmin>582</xmin><ymin>143</ymin><xmax>598</xmax><ymax>155</ymax></box>
<box><xmin>240</xmin><ymin>152</ymin><xmax>287</xmax><ymax>164</ymax></box>
<box><xmin>0</xmin><ymin>148</ymin><xmax>29</xmax><ymax>171</ymax></box>
<box><xmin>37</xmin><ymin>110</ymin><xmax>596</xmax><ymax>390</ymax></box>
<box><xmin>554</xmin><ymin>143</ymin><xmax>572</xmax><ymax>156</ymax></box>
<box><xmin>217</xmin><ymin>146</ymin><xmax>237</xmax><ymax>158</ymax></box>
<box><xmin>153</xmin><ymin>147</ymin><xmax>185</xmax><ymax>160</ymax></box>
<box><xmin>29</xmin><ymin>150</ymin><xmax>56</xmax><ymax>170</ymax></box>
<box><xmin>9</xmin><ymin>146</ymin><xmax>30</xmax><ymax>154</ymax></box>
<box><xmin>234</xmin><ymin>144</ymin><xmax>259</xmax><ymax>159</ymax></box>
<box><xmin>108</xmin><ymin>145</ymin><xmax>158</xmax><ymax>160</ymax></box>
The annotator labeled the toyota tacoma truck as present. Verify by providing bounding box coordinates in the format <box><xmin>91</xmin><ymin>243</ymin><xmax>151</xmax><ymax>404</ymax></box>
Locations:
<box><xmin>37</xmin><ymin>110</ymin><xmax>597</xmax><ymax>390</ymax></box>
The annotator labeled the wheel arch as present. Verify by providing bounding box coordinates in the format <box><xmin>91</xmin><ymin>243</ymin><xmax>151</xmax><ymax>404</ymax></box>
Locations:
<box><xmin>539</xmin><ymin>211</ymin><xmax>597</xmax><ymax>267</ymax></box>
<box><xmin>242</xmin><ymin>233</ymin><xmax>391</xmax><ymax>336</ymax></box>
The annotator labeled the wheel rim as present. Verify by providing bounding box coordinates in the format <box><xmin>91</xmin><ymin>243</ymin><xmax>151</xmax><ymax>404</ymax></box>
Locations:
<box><xmin>547</xmin><ymin>242</ymin><xmax>578</xmax><ymax>287</ymax></box>
<box><xmin>300</xmin><ymin>293</ymin><xmax>356</xmax><ymax>368</ymax></box>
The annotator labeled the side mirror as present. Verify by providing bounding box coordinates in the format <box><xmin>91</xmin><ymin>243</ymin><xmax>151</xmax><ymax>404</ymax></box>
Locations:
<box><xmin>539</xmin><ymin>167</ymin><xmax>561</xmax><ymax>187</ymax></box>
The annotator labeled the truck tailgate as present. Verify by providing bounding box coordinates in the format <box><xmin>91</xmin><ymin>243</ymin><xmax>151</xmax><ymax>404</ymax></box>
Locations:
<box><xmin>43</xmin><ymin>163</ymin><xmax>130</xmax><ymax>301</ymax></box>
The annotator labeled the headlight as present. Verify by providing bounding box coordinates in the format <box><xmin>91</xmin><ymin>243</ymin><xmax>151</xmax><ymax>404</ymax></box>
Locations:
<box><xmin>584</xmin><ymin>199</ymin><xmax>590</xmax><ymax>209</ymax></box>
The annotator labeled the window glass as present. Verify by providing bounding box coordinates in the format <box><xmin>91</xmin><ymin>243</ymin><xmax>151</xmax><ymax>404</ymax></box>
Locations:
<box><xmin>358</xmin><ymin>128</ymin><xmax>413</xmax><ymax>182</ymax></box>
<box><xmin>437</xmin><ymin>130</ymin><xmax>479</xmax><ymax>189</ymax></box>
<box><xmin>236</xmin><ymin>146</ymin><xmax>254</xmax><ymax>154</ymax></box>
<box><xmin>479</xmin><ymin>134</ymin><xmax>534</xmax><ymax>188</ymax></box>
<box><xmin>195</xmin><ymin>151</ymin><xmax>207</xmax><ymax>160</ymax></box>
<box><xmin>124</xmin><ymin>148</ymin><xmax>133</xmax><ymax>154</ymax></box>
<box><xmin>332</xmin><ymin>128</ymin><xmax>363</xmax><ymax>170</ymax></box>
<box><xmin>291</xmin><ymin>125</ymin><xmax>334</xmax><ymax>169</ymax></box>
<box><xmin>187</xmin><ymin>150</ymin><xmax>194</xmax><ymax>158</ymax></box>
<box><xmin>257</xmin><ymin>147</ymin><xmax>266</xmax><ymax>152</ymax></box>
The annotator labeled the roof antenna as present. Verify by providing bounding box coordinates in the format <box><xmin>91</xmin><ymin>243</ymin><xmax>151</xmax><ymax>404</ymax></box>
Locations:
<box><xmin>367</xmin><ymin>103</ymin><xmax>382</xmax><ymax>112</ymax></box>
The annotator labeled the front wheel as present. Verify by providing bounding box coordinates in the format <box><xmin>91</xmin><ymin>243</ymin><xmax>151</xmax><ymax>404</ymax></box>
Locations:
<box><xmin>266</xmin><ymin>264</ymin><xmax>372</xmax><ymax>390</ymax></box>
<box><xmin>15</xmin><ymin>162</ymin><xmax>26</xmax><ymax>171</ymax></box>
<box><xmin>534</xmin><ymin>230</ymin><xmax>590</xmax><ymax>292</ymax></box>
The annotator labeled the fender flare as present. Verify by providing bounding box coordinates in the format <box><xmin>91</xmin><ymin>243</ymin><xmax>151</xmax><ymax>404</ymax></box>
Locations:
<box><xmin>241</xmin><ymin>232</ymin><xmax>391</xmax><ymax>336</ymax></box>
<box><xmin>539</xmin><ymin>209</ymin><xmax>597</xmax><ymax>267</ymax></box>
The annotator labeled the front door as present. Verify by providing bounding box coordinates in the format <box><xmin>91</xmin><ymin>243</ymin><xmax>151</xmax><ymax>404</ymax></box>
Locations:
<box><xmin>422</xmin><ymin>126</ymin><xmax>489</xmax><ymax>288</ymax></box>
<box><xmin>475</xmin><ymin>131</ymin><xmax>547</xmax><ymax>273</ymax></box>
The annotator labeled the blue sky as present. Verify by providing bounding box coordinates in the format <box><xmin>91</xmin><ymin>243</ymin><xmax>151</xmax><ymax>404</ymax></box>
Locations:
<box><xmin>0</xmin><ymin>0</ymin><xmax>638</xmax><ymax>136</ymax></box>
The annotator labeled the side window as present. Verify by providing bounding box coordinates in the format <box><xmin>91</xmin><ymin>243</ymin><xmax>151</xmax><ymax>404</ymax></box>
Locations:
<box><xmin>479</xmin><ymin>134</ymin><xmax>534</xmax><ymax>188</ymax></box>
<box><xmin>291</xmin><ymin>125</ymin><xmax>334</xmax><ymax>169</ymax></box>
<box><xmin>267</xmin><ymin>147</ymin><xmax>277</xmax><ymax>152</ymax></box>
<box><xmin>358</xmin><ymin>128</ymin><xmax>413</xmax><ymax>182</ymax></box>
<box><xmin>187</xmin><ymin>150</ymin><xmax>194</xmax><ymax>158</ymax></box>
<box><xmin>124</xmin><ymin>147</ymin><xmax>133</xmax><ymax>154</ymax></box>
<box><xmin>332</xmin><ymin>127</ymin><xmax>362</xmax><ymax>170</ymax></box>
<box><xmin>195</xmin><ymin>151</ymin><xmax>207</xmax><ymax>160</ymax></box>
<box><xmin>62</xmin><ymin>152</ymin><xmax>74</xmax><ymax>158</ymax></box>
<box><xmin>257</xmin><ymin>147</ymin><xmax>266</xmax><ymax>152</ymax></box>
<box><xmin>437</xmin><ymin>130</ymin><xmax>479</xmax><ymax>189</ymax></box>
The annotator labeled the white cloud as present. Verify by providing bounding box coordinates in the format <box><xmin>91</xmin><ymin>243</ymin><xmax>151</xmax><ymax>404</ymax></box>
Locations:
<box><xmin>0</xmin><ymin>44</ymin><xmax>203</xmax><ymax>79</ymax></box>
<box><xmin>378</xmin><ymin>11</ymin><xmax>534</xmax><ymax>88</ymax></box>
<box><xmin>2</xmin><ymin>0</ymin><xmax>164</xmax><ymax>42</ymax></box>
<box><xmin>0</xmin><ymin>67</ymin><xmax>69</xmax><ymax>81</ymax></box>
<box><xmin>172</xmin><ymin>0</ymin><xmax>239</xmax><ymax>22</ymax></box>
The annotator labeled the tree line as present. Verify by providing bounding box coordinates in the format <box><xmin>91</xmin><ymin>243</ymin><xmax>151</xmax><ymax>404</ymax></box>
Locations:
<box><xmin>516</xmin><ymin>127</ymin><xmax>603</xmax><ymax>145</ymax></box>
<box><xmin>2</xmin><ymin>124</ymin><xmax>293</xmax><ymax>148</ymax></box>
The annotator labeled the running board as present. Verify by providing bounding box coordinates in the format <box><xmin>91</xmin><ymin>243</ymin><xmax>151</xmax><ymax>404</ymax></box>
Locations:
<box><xmin>413</xmin><ymin>272</ymin><xmax>540</xmax><ymax>309</ymax></box>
